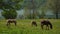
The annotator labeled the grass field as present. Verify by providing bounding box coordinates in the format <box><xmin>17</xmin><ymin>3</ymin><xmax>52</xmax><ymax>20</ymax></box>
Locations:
<box><xmin>0</xmin><ymin>19</ymin><xmax>60</xmax><ymax>34</ymax></box>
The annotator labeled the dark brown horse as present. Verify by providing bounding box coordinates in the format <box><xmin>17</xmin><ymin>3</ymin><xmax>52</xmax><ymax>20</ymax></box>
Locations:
<box><xmin>32</xmin><ymin>21</ymin><xmax>37</xmax><ymax>26</ymax></box>
<box><xmin>41</xmin><ymin>20</ymin><xmax>52</xmax><ymax>30</ymax></box>
<box><xmin>6</xmin><ymin>19</ymin><xmax>17</xmax><ymax>26</ymax></box>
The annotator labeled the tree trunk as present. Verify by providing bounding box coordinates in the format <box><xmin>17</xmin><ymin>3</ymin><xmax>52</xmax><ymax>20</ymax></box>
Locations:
<box><xmin>32</xmin><ymin>0</ymin><xmax>35</xmax><ymax>19</ymax></box>
<box><xmin>56</xmin><ymin>11</ymin><xmax>58</xmax><ymax>19</ymax></box>
<box><xmin>55</xmin><ymin>0</ymin><xmax>59</xmax><ymax>19</ymax></box>
<box><xmin>32</xmin><ymin>9</ymin><xmax>34</xmax><ymax>19</ymax></box>
<box><xmin>56</xmin><ymin>13</ymin><xmax>58</xmax><ymax>19</ymax></box>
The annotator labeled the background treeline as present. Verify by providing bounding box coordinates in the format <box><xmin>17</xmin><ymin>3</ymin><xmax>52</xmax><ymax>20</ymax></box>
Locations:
<box><xmin>0</xmin><ymin>0</ymin><xmax>60</xmax><ymax>19</ymax></box>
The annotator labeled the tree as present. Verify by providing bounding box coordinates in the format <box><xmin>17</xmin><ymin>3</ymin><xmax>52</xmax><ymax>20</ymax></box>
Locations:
<box><xmin>0</xmin><ymin>0</ymin><xmax>23</xmax><ymax>9</ymax></box>
<box><xmin>24</xmin><ymin>0</ymin><xmax>46</xmax><ymax>19</ymax></box>
<box><xmin>47</xmin><ymin>0</ymin><xmax>60</xmax><ymax>19</ymax></box>
<box><xmin>0</xmin><ymin>0</ymin><xmax>23</xmax><ymax>19</ymax></box>
<box><xmin>41</xmin><ymin>8</ymin><xmax>45</xmax><ymax>18</ymax></box>
<box><xmin>2</xmin><ymin>9</ymin><xmax>17</xmax><ymax>19</ymax></box>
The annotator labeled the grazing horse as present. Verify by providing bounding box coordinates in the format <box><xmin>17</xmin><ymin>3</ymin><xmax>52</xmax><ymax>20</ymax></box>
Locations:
<box><xmin>41</xmin><ymin>20</ymin><xmax>52</xmax><ymax>30</ymax></box>
<box><xmin>6</xmin><ymin>19</ymin><xmax>17</xmax><ymax>26</ymax></box>
<box><xmin>32</xmin><ymin>21</ymin><xmax>37</xmax><ymax>26</ymax></box>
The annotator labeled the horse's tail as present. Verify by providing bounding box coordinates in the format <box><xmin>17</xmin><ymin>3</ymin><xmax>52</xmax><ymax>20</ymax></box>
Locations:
<box><xmin>49</xmin><ymin>23</ymin><xmax>52</xmax><ymax>29</ymax></box>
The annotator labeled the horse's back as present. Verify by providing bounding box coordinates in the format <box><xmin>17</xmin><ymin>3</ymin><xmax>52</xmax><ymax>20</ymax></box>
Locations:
<box><xmin>41</xmin><ymin>20</ymin><xmax>51</xmax><ymax>25</ymax></box>
<box><xmin>7</xmin><ymin>19</ymin><xmax>16</xmax><ymax>23</ymax></box>
<box><xmin>8</xmin><ymin>19</ymin><xmax>16</xmax><ymax>21</ymax></box>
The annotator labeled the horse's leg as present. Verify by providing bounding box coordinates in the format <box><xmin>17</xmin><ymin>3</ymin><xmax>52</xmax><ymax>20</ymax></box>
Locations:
<box><xmin>6</xmin><ymin>22</ymin><xmax>8</xmax><ymax>26</ymax></box>
<box><xmin>14</xmin><ymin>21</ymin><xmax>17</xmax><ymax>26</ymax></box>
<box><xmin>47</xmin><ymin>25</ymin><xmax>49</xmax><ymax>30</ymax></box>
<box><xmin>35</xmin><ymin>23</ymin><xmax>37</xmax><ymax>26</ymax></box>
<box><xmin>8</xmin><ymin>22</ymin><xmax>10</xmax><ymax>26</ymax></box>
<box><xmin>41</xmin><ymin>24</ymin><xmax>43</xmax><ymax>29</ymax></box>
<box><xmin>46</xmin><ymin>25</ymin><xmax>49</xmax><ymax>30</ymax></box>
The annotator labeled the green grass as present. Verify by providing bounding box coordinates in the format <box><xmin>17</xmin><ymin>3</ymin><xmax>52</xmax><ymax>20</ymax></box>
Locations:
<box><xmin>0</xmin><ymin>19</ymin><xmax>60</xmax><ymax>34</ymax></box>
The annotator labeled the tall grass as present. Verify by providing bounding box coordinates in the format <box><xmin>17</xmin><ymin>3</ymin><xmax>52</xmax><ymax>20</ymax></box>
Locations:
<box><xmin>0</xmin><ymin>19</ymin><xmax>60</xmax><ymax>34</ymax></box>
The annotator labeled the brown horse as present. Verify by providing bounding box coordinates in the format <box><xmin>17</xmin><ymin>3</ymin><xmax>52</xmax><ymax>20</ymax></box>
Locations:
<box><xmin>41</xmin><ymin>20</ymin><xmax>52</xmax><ymax>30</ymax></box>
<box><xmin>32</xmin><ymin>20</ymin><xmax>37</xmax><ymax>27</ymax></box>
<box><xmin>6</xmin><ymin>19</ymin><xmax>17</xmax><ymax>26</ymax></box>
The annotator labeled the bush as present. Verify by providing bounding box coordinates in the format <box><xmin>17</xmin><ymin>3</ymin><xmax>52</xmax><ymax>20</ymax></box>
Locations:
<box><xmin>1</xmin><ymin>9</ymin><xmax>17</xmax><ymax>19</ymax></box>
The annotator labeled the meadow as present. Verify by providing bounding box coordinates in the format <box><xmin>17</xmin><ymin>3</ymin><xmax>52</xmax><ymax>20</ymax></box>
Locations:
<box><xmin>0</xmin><ymin>19</ymin><xmax>60</xmax><ymax>34</ymax></box>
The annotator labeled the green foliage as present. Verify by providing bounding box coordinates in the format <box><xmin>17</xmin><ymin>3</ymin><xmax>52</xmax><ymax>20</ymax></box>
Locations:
<box><xmin>24</xmin><ymin>0</ymin><xmax>46</xmax><ymax>19</ymax></box>
<box><xmin>26</xmin><ymin>14</ymin><xmax>38</xmax><ymax>19</ymax></box>
<box><xmin>47</xmin><ymin>0</ymin><xmax>60</xmax><ymax>19</ymax></box>
<box><xmin>2</xmin><ymin>9</ymin><xmax>17</xmax><ymax>19</ymax></box>
<box><xmin>0</xmin><ymin>0</ymin><xmax>23</xmax><ymax>19</ymax></box>
<box><xmin>14</xmin><ymin>4</ymin><xmax>22</xmax><ymax>10</ymax></box>
<box><xmin>0</xmin><ymin>0</ymin><xmax>23</xmax><ymax>10</ymax></box>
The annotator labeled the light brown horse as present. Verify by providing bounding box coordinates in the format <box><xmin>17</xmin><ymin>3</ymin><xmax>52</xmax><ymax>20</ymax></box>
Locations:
<box><xmin>6</xmin><ymin>19</ymin><xmax>17</xmax><ymax>26</ymax></box>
